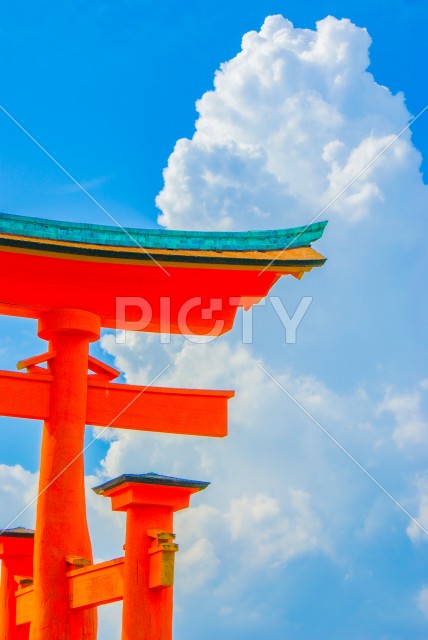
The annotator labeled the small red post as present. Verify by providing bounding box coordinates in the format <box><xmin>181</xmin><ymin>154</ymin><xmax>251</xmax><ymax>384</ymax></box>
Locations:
<box><xmin>0</xmin><ymin>527</ymin><xmax>34</xmax><ymax>640</ymax></box>
<box><xmin>93</xmin><ymin>473</ymin><xmax>209</xmax><ymax>640</ymax></box>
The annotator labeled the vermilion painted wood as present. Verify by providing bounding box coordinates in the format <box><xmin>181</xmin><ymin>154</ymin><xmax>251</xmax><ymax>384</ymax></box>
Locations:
<box><xmin>29</xmin><ymin>309</ymin><xmax>99</xmax><ymax>640</ymax></box>
<box><xmin>99</xmin><ymin>479</ymin><xmax>207</xmax><ymax>640</ymax></box>
<box><xmin>123</xmin><ymin>506</ymin><xmax>173</xmax><ymax>640</ymax></box>
<box><xmin>0</xmin><ymin>212</ymin><xmax>327</xmax><ymax>639</ymax></box>
<box><xmin>67</xmin><ymin>558</ymin><xmax>125</xmax><ymax>609</ymax></box>
<box><xmin>0</xmin><ymin>319</ymin><xmax>232</xmax><ymax>639</ymax></box>
<box><xmin>86</xmin><ymin>382</ymin><xmax>233</xmax><ymax>436</ymax></box>
<box><xmin>16</xmin><ymin>558</ymin><xmax>125</xmax><ymax>624</ymax></box>
<box><xmin>0</xmin><ymin>248</ymin><xmax>282</xmax><ymax>333</ymax></box>
<box><xmin>0</xmin><ymin>371</ymin><xmax>51</xmax><ymax>420</ymax></box>
<box><xmin>0</xmin><ymin>534</ymin><xmax>34</xmax><ymax>640</ymax></box>
<box><xmin>15</xmin><ymin>585</ymin><xmax>32</xmax><ymax>626</ymax></box>
<box><xmin>13</xmin><ymin>481</ymin><xmax>207</xmax><ymax>636</ymax></box>
<box><xmin>0</xmin><ymin>371</ymin><xmax>233</xmax><ymax>436</ymax></box>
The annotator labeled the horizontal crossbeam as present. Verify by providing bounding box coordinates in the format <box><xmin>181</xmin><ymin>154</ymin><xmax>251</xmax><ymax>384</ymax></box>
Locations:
<box><xmin>16</xmin><ymin>558</ymin><xmax>125</xmax><ymax>624</ymax></box>
<box><xmin>68</xmin><ymin>558</ymin><xmax>125</xmax><ymax>609</ymax></box>
<box><xmin>0</xmin><ymin>370</ymin><xmax>233</xmax><ymax>437</ymax></box>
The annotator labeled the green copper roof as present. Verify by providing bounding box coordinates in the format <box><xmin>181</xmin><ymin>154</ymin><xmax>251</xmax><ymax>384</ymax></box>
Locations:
<box><xmin>0</xmin><ymin>212</ymin><xmax>327</xmax><ymax>252</ymax></box>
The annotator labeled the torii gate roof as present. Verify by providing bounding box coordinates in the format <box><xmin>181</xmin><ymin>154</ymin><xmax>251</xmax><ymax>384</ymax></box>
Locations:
<box><xmin>0</xmin><ymin>212</ymin><xmax>327</xmax><ymax>335</ymax></box>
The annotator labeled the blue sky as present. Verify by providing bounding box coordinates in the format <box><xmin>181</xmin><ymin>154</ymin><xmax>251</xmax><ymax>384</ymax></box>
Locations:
<box><xmin>1</xmin><ymin>2</ymin><xmax>428</xmax><ymax>639</ymax></box>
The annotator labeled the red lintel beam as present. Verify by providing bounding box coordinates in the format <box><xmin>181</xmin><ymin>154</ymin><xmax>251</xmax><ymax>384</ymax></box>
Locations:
<box><xmin>16</xmin><ymin>558</ymin><xmax>125</xmax><ymax>625</ymax></box>
<box><xmin>0</xmin><ymin>371</ymin><xmax>234</xmax><ymax>437</ymax></box>
<box><xmin>86</xmin><ymin>380</ymin><xmax>234</xmax><ymax>437</ymax></box>
<box><xmin>67</xmin><ymin>558</ymin><xmax>125</xmax><ymax>609</ymax></box>
<box><xmin>0</xmin><ymin>371</ymin><xmax>51</xmax><ymax>421</ymax></box>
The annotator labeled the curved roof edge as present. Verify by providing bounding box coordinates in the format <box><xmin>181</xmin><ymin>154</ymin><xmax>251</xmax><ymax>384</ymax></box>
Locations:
<box><xmin>0</xmin><ymin>212</ymin><xmax>327</xmax><ymax>252</ymax></box>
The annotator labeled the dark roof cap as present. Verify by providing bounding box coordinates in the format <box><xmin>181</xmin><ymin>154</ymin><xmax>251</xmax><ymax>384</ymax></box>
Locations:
<box><xmin>0</xmin><ymin>526</ymin><xmax>34</xmax><ymax>538</ymax></box>
<box><xmin>93</xmin><ymin>472</ymin><xmax>209</xmax><ymax>495</ymax></box>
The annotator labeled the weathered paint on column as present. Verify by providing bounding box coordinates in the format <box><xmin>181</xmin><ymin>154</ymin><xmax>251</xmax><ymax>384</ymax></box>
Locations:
<box><xmin>29</xmin><ymin>309</ymin><xmax>100</xmax><ymax>640</ymax></box>
<box><xmin>123</xmin><ymin>505</ymin><xmax>173</xmax><ymax>640</ymax></box>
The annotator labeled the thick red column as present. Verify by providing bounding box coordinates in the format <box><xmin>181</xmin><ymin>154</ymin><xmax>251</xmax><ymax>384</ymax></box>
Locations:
<box><xmin>122</xmin><ymin>504</ymin><xmax>173</xmax><ymax>640</ymax></box>
<box><xmin>93</xmin><ymin>473</ymin><xmax>209</xmax><ymax>640</ymax></box>
<box><xmin>29</xmin><ymin>309</ymin><xmax>100</xmax><ymax>640</ymax></box>
<box><xmin>0</xmin><ymin>528</ymin><xmax>34</xmax><ymax>640</ymax></box>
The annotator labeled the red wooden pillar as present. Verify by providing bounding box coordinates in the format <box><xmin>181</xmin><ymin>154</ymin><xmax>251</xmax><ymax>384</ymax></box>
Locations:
<box><xmin>93</xmin><ymin>473</ymin><xmax>209</xmax><ymax>640</ymax></box>
<box><xmin>0</xmin><ymin>528</ymin><xmax>34</xmax><ymax>640</ymax></box>
<box><xmin>29</xmin><ymin>309</ymin><xmax>100</xmax><ymax>640</ymax></box>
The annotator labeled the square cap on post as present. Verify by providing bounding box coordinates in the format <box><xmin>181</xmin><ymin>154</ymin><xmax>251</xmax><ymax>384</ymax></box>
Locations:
<box><xmin>0</xmin><ymin>528</ymin><xmax>34</xmax><ymax>557</ymax></box>
<box><xmin>0</xmin><ymin>528</ymin><xmax>34</xmax><ymax>640</ymax></box>
<box><xmin>93</xmin><ymin>472</ymin><xmax>209</xmax><ymax>513</ymax></box>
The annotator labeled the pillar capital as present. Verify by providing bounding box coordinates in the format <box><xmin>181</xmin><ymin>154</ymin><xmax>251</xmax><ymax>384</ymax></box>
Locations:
<box><xmin>93</xmin><ymin>472</ymin><xmax>209</xmax><ymax>512</ymax></box>
<box><xmin>38</xmin><ymin>308</ymin><xmax>100</xmax><ymax>342</ymax></box>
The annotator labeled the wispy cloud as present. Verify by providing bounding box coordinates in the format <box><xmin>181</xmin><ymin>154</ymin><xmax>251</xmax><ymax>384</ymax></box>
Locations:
<box><xmin>56</xmin><ymin>174</ymin><xmax>111</xmax><ymax>194</ymax></box>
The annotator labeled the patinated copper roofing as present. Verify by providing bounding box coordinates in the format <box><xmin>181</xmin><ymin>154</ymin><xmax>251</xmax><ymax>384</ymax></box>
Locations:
<box><xmin>0</xmin><ymin>212</ymin><xmax>327</xmax><ymax>252</ymax></box>
<box><xmin>0</xmin><ymin>212</ymin><xmax>327</xmax><ymax>334</ymax></box>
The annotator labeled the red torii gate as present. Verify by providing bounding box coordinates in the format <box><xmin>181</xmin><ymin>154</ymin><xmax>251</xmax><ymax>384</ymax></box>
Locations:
<box><xmin>1</xmin><ymin>307</ymin><xmax>232</xmax><ymax>640</ymax></box>
<box><xmin>0</xmin><ymin>212</ymin><xmax>327</xmax><ymax>639</ymax></box>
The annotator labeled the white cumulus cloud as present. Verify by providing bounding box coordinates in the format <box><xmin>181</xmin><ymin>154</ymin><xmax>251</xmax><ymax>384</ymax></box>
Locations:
<box><xmin>0</xmin><ymin>464</ymin><xmax>38</xmax><ymax>530</ymax></box>
<box><xmin>156</xmin><ymin>15</ymin><xmax>425</xmax><ymax>230</ymax></box>
<box><xmin>99</xmin><ymin>333</ymin><xmax>413</xmax><ymax>567</ymax></box>
<box><xmin>377</xmin><ymin>382</ymin><xmax>428</xmax><ymax>450</ymax></box>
